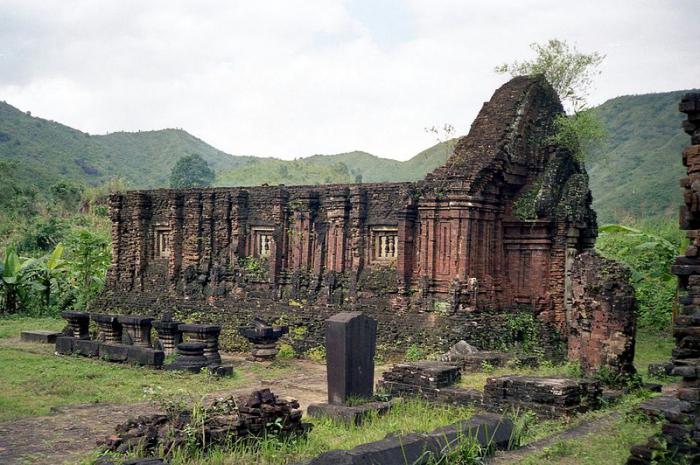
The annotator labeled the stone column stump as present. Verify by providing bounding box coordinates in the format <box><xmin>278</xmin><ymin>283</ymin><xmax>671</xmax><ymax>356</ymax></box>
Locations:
<box><xmin>117</xmin><ymin>315</ymin><xmax>154</xmax><ymax>348</ymax></box>
<box><xmin>164</xmin><ymin>342</ymin><xmax>209</xmax><ymax>373</ymax></box>
<box><xmin>153</xmin><ymin>319</ymin><xmax>183</xmax><ymax>356</ymax></box>
<box><xmin>179</xmin><ymin>324</ymin><xmax>222</xmax><ymax>366</ymax></box>
<box><xmin>91</xmin><ymin>314</ymin><xmax>122</xmax><ymax>343</ymax></box>
<box><xmin>308</xmin><ymin>312</ymin><xmax>390</xmax><ymax>424</ymax></box>
<box><xmin>61</xmin><ymin>311</ymin><xmax>90</xmax><ymax>340</ymax></box>
<box><xmin>238</xmin><ymin>318</ymin><xmax>289</xmax><ymax>362</ymax></box>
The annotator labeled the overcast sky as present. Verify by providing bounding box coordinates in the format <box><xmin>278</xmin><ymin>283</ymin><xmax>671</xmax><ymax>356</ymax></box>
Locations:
<box><xmin>1</xmin><ymin>0</ymin><xmax>697</xmax><ymax>160</ymax></box>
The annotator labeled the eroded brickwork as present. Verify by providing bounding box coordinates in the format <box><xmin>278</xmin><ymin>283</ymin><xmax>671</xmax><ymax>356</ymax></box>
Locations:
<box><xmin>98</xmin><ymin>76</ymin><xmax>619</xmax><ymax>363</ymax></box>
<box><xmin>568</xmin><ymin>251</ymin><xmax>636</xmax><ymax>374</ymax></box>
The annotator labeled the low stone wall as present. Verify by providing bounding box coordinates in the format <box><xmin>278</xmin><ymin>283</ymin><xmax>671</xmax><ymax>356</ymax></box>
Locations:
<box><xmin>56</xmin><ymin>336</ymin><xmax>164</xmax><ymax>367</ymax></box>
<box><xmin>94</xmin><ymin>290</ymin><xmax>566</xmax><ymax>360</ymax></box>
<box><xmin>483</xmin><ymin>375</ymin><xmax>601</xmax><ymax>418</ymax></box>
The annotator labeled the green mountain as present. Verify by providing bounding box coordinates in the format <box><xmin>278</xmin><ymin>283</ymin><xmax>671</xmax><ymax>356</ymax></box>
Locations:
<box><xmin>0</xmin><ymin>101</ymin><xmax>250</xmax><ymax>190</ymax></box>
<box><xmin>1</xmin><ymin>89</ymin><xmax>695</xmax><ymax>224</ymax></box>
<box><xmin>587</xmin><ymin>89</ymin><xmax>695</xmax><ymax>223</ymax></box>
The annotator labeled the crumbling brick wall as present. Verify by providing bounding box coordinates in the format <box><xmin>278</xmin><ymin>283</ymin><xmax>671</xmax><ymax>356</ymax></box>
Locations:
<box><xmin>98</xmin><ymin>75</ymin><xmax>620</xmax><ymax>364</ymax></box>
<box><xmin>568</xmin><ymin>251</ymin><xmax>636</xmax><ymax>374</ymax></box>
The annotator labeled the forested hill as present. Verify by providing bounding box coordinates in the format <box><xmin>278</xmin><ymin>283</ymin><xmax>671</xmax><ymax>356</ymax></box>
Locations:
<box><xmin>0</xmin><ymin>89</ymin><xmax>695</xmax><ymax>222</ymax></box>
<box><xmin>587</xmin><ymin>89</ymin><xmax>695</xmax><ymax>223</ymax></box>
<box><xmin>0</xmin><ymin>101</ymin><xmax>251</xmax><ymax>190</ymax></box>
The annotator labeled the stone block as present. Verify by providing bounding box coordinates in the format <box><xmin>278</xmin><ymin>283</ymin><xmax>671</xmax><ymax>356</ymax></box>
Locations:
<box><xmin>306</xmin><ymin>401</ymin><xmax>393</xmax><ymax>425</ymax></box>
<box><xmin>325</xmin><ymin>312</ymin><xmax>377</xmax><ymax>405</ymax></box>
<box><xmin>21</xmin><ymin>330</ymin><xmax>61</xmax><ymax>344</ymax></box>
<box><xmin>75</xmin><ymin>339</ymin><xmax>100</xmax><ymax>357</ymax></box>
<box><xmin>208</xmin><ymin>365</ymin><xmax>234</xmax><ymax>377</ymax></box>
<box><xmin>380</xmin><ymin>361</ymin><xmax>461</xmax><ymax>389</ymax></box>
<box><xmin>55</xmin><ymin>336</ymin><xmax>75</xmax><ymax>355</ymax></box>
<box><xmin>427</xmin><ymin>413</ymin><xmax>513</xmax><ymax>451</ymax></box>
<box><xmin>127</xmin><ymin>345</ymin><xmax>164</xmax><ymax>367</ymax></box>
<box><xmin>483</xmin><ymin>376</ymin><xmax>601</xmax><ymax>417</ymax></box>
<box><xmin>100</xmin><ymin>343</ymin><xmax>130</xmax><ymax>362</ymax></box>
<box><xmin>301</xmin><ymin>413</ymin><xmax>512</xmax><ymax>465</ymax></box>
<box><xmin>647</xmin><ymin>362</ymin><xmax>673</xmax><ymax>377</ymax></box>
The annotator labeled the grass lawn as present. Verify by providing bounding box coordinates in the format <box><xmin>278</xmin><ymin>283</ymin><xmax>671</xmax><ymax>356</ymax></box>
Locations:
<box><xmin>0</xmin><ymin>316</ymin><xmax>249</xmax><ymax>421</ymax></box>
<box><xmin>0</xmin><ymin>316</ymin><xmax>676</xmax><ymax>465</ymax></box>
<box><xmin>513</xmin><ymin>415</ymin><xmax>659</xmax><ymax>465</ymax></box>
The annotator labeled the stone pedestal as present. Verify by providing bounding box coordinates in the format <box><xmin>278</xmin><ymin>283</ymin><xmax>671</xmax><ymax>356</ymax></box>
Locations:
<box><xmin>118</xmin><ymin>315</ymin><xmax>154</xmax><ymax>348</ymax></box>
<box><xmin>238</xmin><ymin>318</ymin><xmax>289</xmax><ymax>362</ymax></box>
<box><xmin>61</xmin><ymin>311</ymin><xmax>90</xmax><ymax>340</ymax></box>
<box><xmin>308</xmin><ymin>312</ymin><xmax>383</xmax><ymax>424</ymax></box>
<box><xmin>91</xmin><ymin>314</ymin><xmax>123</xmax><ymax>343</ymax></box>
<box><xmin>164</xmin><ymin>342</ymin><xmax>209</xmax><ymax>373</ymax></box>
<box><xmin>153</xmin><ymin>319</ymin><xmax>182</xmax><ymax>356</ymax></box>
<box><xmin>325</xmin><ymin>311</ymin><xmax>377</xmax><ymax>404</ymax></box>
<box><xmin>179</xmin><ymin>324</ymin><xmax>221</xmax><ymax>365</ymax></box>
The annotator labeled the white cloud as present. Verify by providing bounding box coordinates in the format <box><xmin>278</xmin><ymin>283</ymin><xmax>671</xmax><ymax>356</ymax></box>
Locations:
<box><xmin>0</xmin><ymin>0</ymin><xmax>697</xmax><ymax>160</ymax></box>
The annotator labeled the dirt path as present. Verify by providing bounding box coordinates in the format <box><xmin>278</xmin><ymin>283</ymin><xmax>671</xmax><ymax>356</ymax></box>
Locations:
<box><xmin>0</xmin><ymin>355</ymin><xmax>332</xmax><ymax>465</ymax></box>
<box><xmin>487</xmin><ymin>412</ymin><xmax>621</xmax><ymax>464</ymax></box>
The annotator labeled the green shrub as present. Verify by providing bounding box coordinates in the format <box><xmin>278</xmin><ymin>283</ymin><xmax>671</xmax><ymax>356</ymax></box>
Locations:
<box><xmin>596</xmin><ymin>219</ymin><xmax>683</xmax><ymax>330</ymax></box>
<box><xmin>305</xmin><ymin>346</ymin><xmax>326</xmax><ymax>363</ymax></box>
<box><xmin>405</xmin><ymin>343</ymin><xmax>425</xmax><ymax>362</ymax></box>
<box><xmin>277</xmin><ymin>342</ymin><xmax>295</xmax><ymax>359</ymax></box>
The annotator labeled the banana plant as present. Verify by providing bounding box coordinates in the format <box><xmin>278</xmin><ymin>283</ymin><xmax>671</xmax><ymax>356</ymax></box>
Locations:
<box><xmin>31</xmin><ymin>243</ymin><xmax>67</xmax><ymax>307</ymax></box>
<box><xmin>0</xmin><ymin>249</ymin><xmax>36</xmax><ymax>314</ymax></box>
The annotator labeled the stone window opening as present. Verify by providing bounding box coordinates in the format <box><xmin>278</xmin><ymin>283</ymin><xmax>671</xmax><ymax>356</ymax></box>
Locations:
<box><xmin>252</xmin><ymin>227</ymin><xmax>274</xmax><ymax>259</ymax></box>
<box><xmin>372</xmin><ymin>227</ymin><xmax>398</xmax><ymax>262</ymax></box>
<box><xmin>155</xmin><ymin>227</ymin><xmax>171</xmax><ymax>258</ymax></box>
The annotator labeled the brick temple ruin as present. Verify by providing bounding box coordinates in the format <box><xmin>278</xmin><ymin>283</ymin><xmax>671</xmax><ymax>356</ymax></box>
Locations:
<box><xmin>97</xmin><ymin>75</ymin><xmax>635</xmax><ymax>371</ymax></box>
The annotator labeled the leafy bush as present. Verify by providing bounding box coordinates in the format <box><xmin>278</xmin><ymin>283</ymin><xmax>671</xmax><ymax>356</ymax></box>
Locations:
<box><xmin>0</xmin><ymin>228</ymin><xmax>111</xmax><ymax>316</ymax></box>
<box><xmin>277</xmin><ymin>342</ymin><xmax>295</xmax><ymax>359</ymax></box>
<box><xmin>596</xmin><ymin>219</ymin><xmax>683</xmax><ymax>330</ymax></box>
<box><xmin>405</xmin><ymin>343</ymin><xmax>425</xmax><ymax>362</ymax></box>
<box><xmin>305</xmin><ymin>346</ymin><xmax>326</xmax><ymax>363</ymax></box>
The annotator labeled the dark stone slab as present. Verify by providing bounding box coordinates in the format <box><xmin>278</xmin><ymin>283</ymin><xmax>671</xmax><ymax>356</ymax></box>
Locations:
<box><xmin>325</xmin><ymin>312</ymin><xmax>377</xmax><ymax>405</ymax></box>
<box><xmin>95</xmin><ymin>457</ymin><xmax>167</xmax><ymax>465</ymax></box>
<box><xmin>100</xmin><ymin>343</ymin><xmax>130</xmax><ymax>362</ymax></box>
<box><xmin>21</xmin><ymin>330</ymin><xmax>61</xmax><ymax>344</ymax></box>
<box><xmin>178</xmin><ymin>323</ymin><xmax>221</xmax><ymax>333</ymax></box>
<box><xmin>427</xmin><ymin>413</ymin><xmax>514</xmax><ymax>451</ymax></box>
<box><xmin>638</xmin><ymin>395</ymin><xmax>693</xmax><ymax>421</ymax></box>
<box><xmin>208</xmin><ymin>365</ymin><xmax>234</xmax><ymax>377</ymax></box>
<box><xmin>301</xmin><ymin>413</ymin><xmax>512</xmax><ymax>465</ymax></box>
<box><xmin>306</xmin><ymin>401</ymin><xmax>393</xmax><ymax>425</ymax></box>
<box><xmin>127</xmin><ymin>345</ymin><xmax>164</xmax><ymax>367</ymax></box>
<box><xmin>55</xmin><ymin>336</ymin><xmax>75</xmax><ymax>355</ymax></box>
<box><xmin>76</xmin><ymin>339</ymin><xmax>100</xmax><ymax>357</ymax></box>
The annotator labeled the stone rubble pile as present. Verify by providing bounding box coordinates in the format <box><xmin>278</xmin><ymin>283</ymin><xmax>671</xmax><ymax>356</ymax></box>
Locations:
<box><xmin>100</xmin><ymin>389</ymin><xmax>310</xmax><ymax>455</ymax></box>
<box><xmin>437</xmin><ymin>340</ymin><xmax>538</xmax><ymax>372</ymax></box>
<box><xmin>483</xmin><ymin>375</ymin><xmax>601</xmax><ymax>418</ymax></box>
